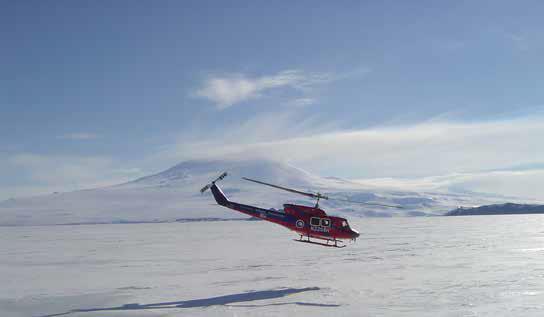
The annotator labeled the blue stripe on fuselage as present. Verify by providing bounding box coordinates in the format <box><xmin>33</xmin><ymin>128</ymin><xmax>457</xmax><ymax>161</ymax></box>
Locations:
<box><xmin>227</xmin><ymin>202</ymin><xmax>297</xmax><ymax>224</ymax></box>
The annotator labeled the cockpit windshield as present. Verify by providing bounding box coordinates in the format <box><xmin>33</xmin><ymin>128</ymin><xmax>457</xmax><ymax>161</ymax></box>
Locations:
<box><xmin>341</xmin><ymin>220</ymin><xmax>350</xmax><ymax>228</ymax></box>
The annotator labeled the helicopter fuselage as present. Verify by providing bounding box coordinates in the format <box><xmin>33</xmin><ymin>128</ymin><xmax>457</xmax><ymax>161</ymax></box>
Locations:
<box><xmin>210</xmin><ymin>183</ymin><xmax>360</xmax><ymax>241</ymax></box>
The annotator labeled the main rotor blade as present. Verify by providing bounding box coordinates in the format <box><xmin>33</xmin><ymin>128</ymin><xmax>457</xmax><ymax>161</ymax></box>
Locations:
<box><xmin>329</xmin><ymin>197</ymin><xmax>404</xmax><ymax>209</ymax></box>
<box><xmin>241</xmin><ymin>177</ymin><xmax>401</xmax><ymax>208</ymax></box>
<box><xmin>242</xmin><ymin>177</ymin><xmax>328</xmax><ymax>200</ymax></box>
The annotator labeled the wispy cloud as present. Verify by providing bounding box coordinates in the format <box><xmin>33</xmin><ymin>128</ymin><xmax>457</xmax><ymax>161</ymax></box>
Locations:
<box><xmin>194</xmin><ymin>70</ymin><xmax>332</xmax><ymax>109</ymax></box>
<box><xmin>152</xmin><ymin>112</ymin><xmax>544</xmax><ymax>200</ymax></box>
<box><xmin>5</xmin><ymin>113</ymin><xmax>544</xmax><ymax>201</ymax></box>
<box><xmin>151</xmin><ymin>110</ymin><xmax>341</xmax><ymax>166</ymax></box>
<box><xmin>57</xmin><ymin>133</ymin><xmax>99</xmax><ymax>140</ymax></box>
<box><xmin>504</xmin><ymin>32</ymin><xmax>530</xmax><ymax>52</ymax></box>
<box><xmin>285</xmin><ymin>98</ymin><xmax>316</xmax><ymax>107</ymax></box>
<box><xmin>162</xmin><ymin>113</ymin><xmax>544</xmax><ymax>179</ymax></box>
<box><xmin>0</xmin><ymin>154</ymin><xmax>144</xmax><ymax>199</ymax></box>
<box><xmin>354</xmin><ymin>168</ymin><xmax>544</xmax><ymax>202</ymax></box>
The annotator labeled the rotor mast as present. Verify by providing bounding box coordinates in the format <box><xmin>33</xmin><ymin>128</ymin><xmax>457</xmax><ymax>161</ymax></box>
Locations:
<box><xmin>314</xmin><ymin>192</ymin><xmax>326</xmax><ymax>208</ymax></box>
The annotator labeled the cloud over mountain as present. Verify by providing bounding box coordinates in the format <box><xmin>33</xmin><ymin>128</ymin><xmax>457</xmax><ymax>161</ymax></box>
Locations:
<box><xmin>194</xmin><ymin>70</ymin><xmax>331</xmax><ymax>109</ymax></box>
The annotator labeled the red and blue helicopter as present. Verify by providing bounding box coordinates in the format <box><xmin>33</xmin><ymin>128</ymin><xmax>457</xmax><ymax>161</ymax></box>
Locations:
<box><xmin>201</xmin><ymin>172</ymin><xmax>401</xmax><ymax>248</ymax></box>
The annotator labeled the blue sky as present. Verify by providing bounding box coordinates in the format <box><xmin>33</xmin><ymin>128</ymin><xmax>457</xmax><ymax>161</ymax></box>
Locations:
<box><xmin>2</xmin><ymin>1</ymin><xmax>544</xmax><ymax>200</ymax></box>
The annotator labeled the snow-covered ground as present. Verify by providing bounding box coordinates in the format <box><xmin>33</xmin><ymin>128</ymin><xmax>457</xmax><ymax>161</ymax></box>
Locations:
<box><xmin>3</xmin><ymin>215</ymin><xmax>544</xmax><ymax>316</ymax></box>
<box><xmin>0</xmin><ymin>159</ymin><xmax>527</xmax><ymax>226</ymax></box>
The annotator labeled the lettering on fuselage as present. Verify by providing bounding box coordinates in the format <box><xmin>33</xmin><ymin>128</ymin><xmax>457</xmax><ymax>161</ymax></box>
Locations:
<box><xmin>310</xmin><ymin>225</ymin><xmax>330</xmax><ymax>233</ymax></box>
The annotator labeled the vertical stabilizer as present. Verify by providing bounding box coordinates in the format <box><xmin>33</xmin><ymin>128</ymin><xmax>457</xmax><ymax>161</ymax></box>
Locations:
<box><xmin>211</xmin><ymin>183</ymin><xmax>229</xmax><ymax>206</ymax></box>
<box><xmin>200</xmin><ymin>172</ymin><xmax>230</xmax><ymax>206</ymax></box>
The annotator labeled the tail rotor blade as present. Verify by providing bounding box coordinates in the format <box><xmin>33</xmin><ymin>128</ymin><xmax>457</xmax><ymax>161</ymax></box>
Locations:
<box><xmin>215</xmin><ymin>172</ymin><xmax>228</xmax><ymax>183</ymax></box>
<box><xmin>200</xmin><ymin>172</ymin><xmax>228</xmax><ymax>194</ymax></box>
<box><xmin>200</xmin><ymin>184</ymin><xmax>211</xmax><ymax>194</ymax></box>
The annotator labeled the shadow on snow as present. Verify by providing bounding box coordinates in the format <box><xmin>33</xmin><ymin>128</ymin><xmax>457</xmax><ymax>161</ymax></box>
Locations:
<box><xmin>39</xmin><ymin>287</ymin><xmax>339</xmax><ymax>317</ymax></box>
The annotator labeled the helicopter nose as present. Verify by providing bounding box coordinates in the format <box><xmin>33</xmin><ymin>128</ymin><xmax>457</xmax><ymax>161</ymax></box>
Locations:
<box><xmin>351</xmin><ymin>229</ymin><xmax>360</xmax><ymax>239</ymax></box>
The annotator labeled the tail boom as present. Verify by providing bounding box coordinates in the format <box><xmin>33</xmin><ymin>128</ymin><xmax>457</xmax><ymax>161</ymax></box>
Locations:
<box><xmin>202</xmin><ymin>173</ymin><xmax>295</xmax><ymax>228</ymax></box>
<box><xmin>210</xmin><ymin>183</ymin><xmax>291</xmax><ymax>224</ymax></box>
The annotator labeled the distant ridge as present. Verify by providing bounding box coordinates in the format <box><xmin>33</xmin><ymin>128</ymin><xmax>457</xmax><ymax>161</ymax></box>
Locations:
<box><xmin>0</xmin><ymin>158</ymin><xmax>530</xmax><ymax>226</ymax></box>
<box><xmin>446</xmin><ymin>203</ymin><xmax>544</xmax><ymax>216</ymax></box>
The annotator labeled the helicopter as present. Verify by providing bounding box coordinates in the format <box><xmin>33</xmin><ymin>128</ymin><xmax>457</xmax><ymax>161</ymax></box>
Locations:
<box><xmin>200</xmin><ymin>172</ymin><xmax>401</xmax><ymax>248</ymax></box>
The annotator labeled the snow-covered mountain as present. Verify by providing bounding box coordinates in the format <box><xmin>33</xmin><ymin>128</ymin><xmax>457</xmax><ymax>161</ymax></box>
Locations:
<box><xmin>0</xmin><ymin>158</ymin><xmax>521</xmax><ymax>226</ymax></box>
<box><xmin>124</xmin><ymin>159</ymin><xmax>319</xmax><ymax>188</ymax></box>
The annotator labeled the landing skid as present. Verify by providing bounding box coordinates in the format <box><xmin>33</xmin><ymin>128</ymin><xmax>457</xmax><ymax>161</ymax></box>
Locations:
<box><xmin>294</xmin><ymin>235</ymin><xmax>346</xmax><ymax>248</ymax></box>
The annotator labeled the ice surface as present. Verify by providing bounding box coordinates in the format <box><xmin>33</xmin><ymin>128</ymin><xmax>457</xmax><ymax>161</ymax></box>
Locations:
<box><xmin>2</xmin><ymin>215</ymin><xmax>544</xmax><ymax>316</ymax></box>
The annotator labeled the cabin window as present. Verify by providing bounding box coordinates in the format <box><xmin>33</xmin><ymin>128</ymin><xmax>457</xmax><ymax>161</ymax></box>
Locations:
<box><xmin>321</xmin><ymin>218</ymin><xmax>331</xmax><ymax>227</ymax></box>
<box><xmin>310</xmin><ymin>217</ymin><xmax>321</xmax><ymax>226</ymax></box>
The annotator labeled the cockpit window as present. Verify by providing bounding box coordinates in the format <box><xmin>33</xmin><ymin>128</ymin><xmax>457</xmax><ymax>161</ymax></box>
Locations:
<box><xmin>321</xmin><ymin>218</ymin><xmax>331</xmax><ymax>227</ymax></box>
<box><xmin>341</xmin><ymin>220</ymin><xmax>348</xmax><ymax>228</ymax></box>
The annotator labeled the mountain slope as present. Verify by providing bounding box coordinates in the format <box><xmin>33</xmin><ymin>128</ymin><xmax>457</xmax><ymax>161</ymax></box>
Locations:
<box><xmin>0</xmin><ymin>158</ymin><xmax>522</xmax><ymax>226</ymax></box>
<box><xmin>0</xmin><ymin>159</ymin><xmax>321</xmax><ymax>226</ymax></box>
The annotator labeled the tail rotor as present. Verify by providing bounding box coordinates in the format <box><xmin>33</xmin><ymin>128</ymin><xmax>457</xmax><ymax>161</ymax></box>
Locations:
<box><xmin>200</xmin><ymin>172</ymin><xmax>228</xmax><ymax>193</ymax></box>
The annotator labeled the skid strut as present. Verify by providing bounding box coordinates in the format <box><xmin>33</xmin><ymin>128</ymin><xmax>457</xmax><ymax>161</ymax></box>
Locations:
<box><xmin>295</xmin><ymin>234</ymin><xmax>345</xmax><ymax>248</ymax></box>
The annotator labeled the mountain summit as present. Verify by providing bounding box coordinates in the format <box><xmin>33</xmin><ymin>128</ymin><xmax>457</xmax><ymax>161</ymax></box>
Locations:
<box><xmin>0</xmin><ymin>158</ymin><xmax>516</xmax><ymax>226</ymax></box>
<box><xmin>123</xmin><ymin>159</ymin><xmax>319</xmax><ymax>189</ymax></box>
